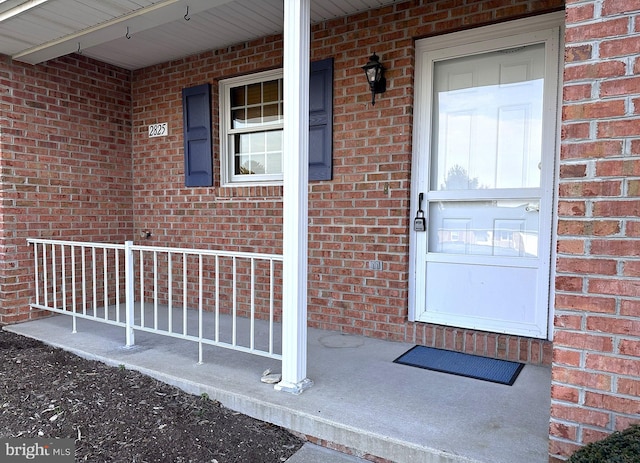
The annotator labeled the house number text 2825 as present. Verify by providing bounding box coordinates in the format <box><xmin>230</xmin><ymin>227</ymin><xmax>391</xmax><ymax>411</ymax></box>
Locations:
<box><xmin>148</xmin><ymin>123</ymin><xmax>168</xmax><ymax>138</ymax></box>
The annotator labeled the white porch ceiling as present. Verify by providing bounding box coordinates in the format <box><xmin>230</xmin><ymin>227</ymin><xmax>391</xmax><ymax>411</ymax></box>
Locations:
<box><xmin>0</xmin><ymin>0</ymin><xmax>398</xmax><ymax>70</ymax></box>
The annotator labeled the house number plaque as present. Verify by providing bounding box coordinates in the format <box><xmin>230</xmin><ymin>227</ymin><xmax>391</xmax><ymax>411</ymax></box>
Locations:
<box><xmin>148</xmin><ymin>122</ymin><xmax>168</xmax><ymax>138</ymax></box>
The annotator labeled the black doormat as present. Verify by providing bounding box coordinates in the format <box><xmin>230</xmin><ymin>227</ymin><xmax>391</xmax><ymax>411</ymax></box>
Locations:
<box><xmin>393</xmin><ymin>345</ymin><xmax>524</xmax><ymax>385</ymax></box>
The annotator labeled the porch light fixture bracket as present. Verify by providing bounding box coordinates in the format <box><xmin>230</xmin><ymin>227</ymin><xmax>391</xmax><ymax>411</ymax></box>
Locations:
<box><xmin>362</xmin><ymin>52</ymin><xmax>386</xmax><ymax>106</ymax></box>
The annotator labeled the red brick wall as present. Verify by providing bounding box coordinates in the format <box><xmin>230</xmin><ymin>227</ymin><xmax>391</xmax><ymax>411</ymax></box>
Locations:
<box><xmin>0</xmin><ymin>54</ymin><xmax>133</xmax><ymax>324</ymax></box>
<box><xmin>131</xmin><ymin>0</ymin><xmax>562</xmax><ymax>366</ymax></box>
<box><xmin>550</xmin><ymin>0</ymin><xmax>640</xmax><ymax>460</ymax></box>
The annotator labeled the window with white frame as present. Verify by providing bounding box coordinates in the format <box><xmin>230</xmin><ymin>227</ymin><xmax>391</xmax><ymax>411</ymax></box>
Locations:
<box><xmin>220</xmin><ymin>69</ymin><xmax>284</xmax><ymax>185</ymax></box>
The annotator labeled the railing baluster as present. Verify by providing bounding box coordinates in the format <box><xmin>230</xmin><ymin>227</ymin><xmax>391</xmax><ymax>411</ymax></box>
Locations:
<box><xmin>167</xmin><ymin>252</ymin><xmax>173</xmax><ymax>334</ymax></box>
<box><xmin>33</xmin><ymin>243</ymin><xmax>40</xmax><ymax>307</ymax></box>
<box><xmin>215</xmin><ymin>255</ymin><xmax>220</xmax><ymax>344</ymax></box>
<box><xmin>71</xmin><ymin>245</ymin><xmax>77</xmax><ymax>333</ymax></box>
<box><xmin>269</xmin><ymin>259</ymin><xmax>274</xmax><ymax>355</ymax></box>
<box><xmin>139</xmin><ymin>250</ymin><xmax>145</xmax><ymax>328</ymax></box>
<box><xmin>81</xmin><ymin>246</ymin><xmax>87</xmax><ymax>316</ymax></box>
<box><xmin>183</xmin><ymin>252</ymin><xmax>187</xmax><ymax>336</ymax></box>
<box><xmin>250</xmin><ymin>258</ymin><xmax>255</xmax><ymax>351</ymax></box>
<box><xmin>52</xmin><ymin>245</ymin><xmax>57</xmax><ymax>310</ymax></box>
<box><xmin>232</xmin><ymin>256</ymin><xmax>237</xmax><ymax>347</ymax></box>
<box><xmin>198</xmin><ymin>254</ymin><xmax>203</xmax><ymax>365</ymax></box>
<box><xmin>43</xmin><ymin>244</ymin><xmax>48</xmax><ymax>307</ymax></box>
<box><xmin>61</xmin><ymin>244</ymin><xmax>67</xmax><ymax>313</ymax></box>
<box><xmin>103</xmin><ymin>248</ymin><xmax>108</xmax><ymax>321</ymax></box>
<box><xmin>124</xmin><ymin>241</ymin><xmax>135</xmax><ymax>347</ymax></box>
<box><xmin>115</xmin><ymin>248</ymin><xmax>120</xmax><ymax>324</ymax></box>
<box><xmin>91</xmin><ymin>247</ymin><xmax>97</xmax><ymax>317</ymax></box>
<box><xmin>153</xmin><ymin>251</ymin><xmax>158</xmax><ymax>330</ymax></box>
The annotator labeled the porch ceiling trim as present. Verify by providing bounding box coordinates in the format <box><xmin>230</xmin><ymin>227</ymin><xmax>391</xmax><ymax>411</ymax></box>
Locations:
<box><xmin>10</xmin><ymin>0</ymin><xmax>235</xmax><ymax>66</ymax></box>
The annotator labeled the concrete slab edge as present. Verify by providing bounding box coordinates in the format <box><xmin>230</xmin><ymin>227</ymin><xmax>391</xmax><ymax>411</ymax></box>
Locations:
<box><xmin>3</xmin><ymin>326</ymin><xmax>482</xmax><ymax>463</ymax></box>
<box><xmin>285</xmin><ymin>443</ymin><xmax>369</xmax><ymax>463</ymax></box>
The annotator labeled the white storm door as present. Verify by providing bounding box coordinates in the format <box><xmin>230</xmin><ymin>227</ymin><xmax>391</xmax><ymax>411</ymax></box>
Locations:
<box><xmin>410</xmin><ymin>19</ymin><xmax>561</xmax><ymax>339</ymax></box>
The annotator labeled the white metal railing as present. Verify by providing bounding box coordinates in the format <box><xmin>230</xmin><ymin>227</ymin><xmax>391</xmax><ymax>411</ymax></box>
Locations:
<box><xmin>27</xmin><ymin>238</ymin><xmax>283</xmax><ymax>362</ymax></box>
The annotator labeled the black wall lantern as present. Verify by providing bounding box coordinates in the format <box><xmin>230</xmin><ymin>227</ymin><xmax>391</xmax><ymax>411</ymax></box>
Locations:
<box><xmin>362</xmin><ymin>52</ymin><xmax>386</xmax><ymax>106</ymax></box>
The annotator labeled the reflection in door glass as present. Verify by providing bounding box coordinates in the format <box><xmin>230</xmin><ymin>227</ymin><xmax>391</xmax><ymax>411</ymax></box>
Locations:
<box><xmin>428</xmin><ymin>201</ymin><xmax>539</xmax><ymax>257</ymax></box>
<box><xmin>430</xmin><ymin>44</ymin><xmax>545</xmax><ymax>191</ymax></box>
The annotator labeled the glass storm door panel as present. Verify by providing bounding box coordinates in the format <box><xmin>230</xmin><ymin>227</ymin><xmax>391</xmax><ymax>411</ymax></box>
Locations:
<box><xmin>411</xmin><ymin>22</ymin><xmax>560</xmax><ymax>339</ymax></box>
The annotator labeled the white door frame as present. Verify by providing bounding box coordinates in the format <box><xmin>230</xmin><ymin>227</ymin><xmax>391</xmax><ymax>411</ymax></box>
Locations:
<box><xmin>408</xmin><ymin>12</ymin><xmax>564</xmax><ymax>339</ymax></box>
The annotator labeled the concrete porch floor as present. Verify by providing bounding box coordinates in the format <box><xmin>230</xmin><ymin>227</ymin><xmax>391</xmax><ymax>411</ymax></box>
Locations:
<box><xmin>4</xmin><ymin>315</ymin><xmax>551</xmax><ymax>463</ymax></box>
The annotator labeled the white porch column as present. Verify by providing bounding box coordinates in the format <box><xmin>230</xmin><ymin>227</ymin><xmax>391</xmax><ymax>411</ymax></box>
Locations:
<box><xmin>275</xmin><ymin>0</ymin><xmax>312</xmax><ymax>394</ymax></box>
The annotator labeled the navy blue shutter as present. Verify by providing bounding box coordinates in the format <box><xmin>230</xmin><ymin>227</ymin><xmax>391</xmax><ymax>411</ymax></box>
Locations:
<box><xmin>309</xmin><ymin>58</ymin><xmax>333</xmax><ymax>181</ymax></box>
<box><xmin>182</xmin><ymin>83</ymin><xmax>213</xmax><ymax>187</ymax></box>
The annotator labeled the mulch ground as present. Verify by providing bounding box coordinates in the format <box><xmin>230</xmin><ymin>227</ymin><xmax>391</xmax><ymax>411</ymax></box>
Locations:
<box><xmin>0</xmin><ymin>329</ymin><xmax>303</xmax><ymax>462</ymax></box>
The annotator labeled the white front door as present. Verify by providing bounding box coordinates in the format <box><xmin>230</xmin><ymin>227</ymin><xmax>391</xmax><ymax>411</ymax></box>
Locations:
<box><xmin>410</xmin><ymin>15</ymin><xmax>562</xmax><ymax>339</ymax></box>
